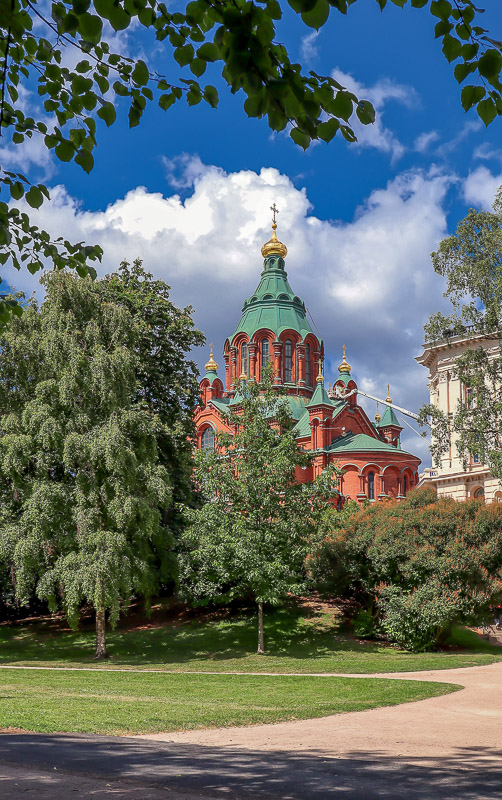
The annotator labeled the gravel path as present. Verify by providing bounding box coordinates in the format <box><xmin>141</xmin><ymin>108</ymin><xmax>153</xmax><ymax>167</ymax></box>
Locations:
<box><xmin>136</xmin><ymin>662</ymin><xmax>502</xmax><ymax>768</ymax></box>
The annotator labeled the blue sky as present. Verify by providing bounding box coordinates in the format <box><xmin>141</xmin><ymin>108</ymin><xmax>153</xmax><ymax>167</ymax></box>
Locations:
<box><xmin>3</xmin><ymin>0</ymin><xmax>502</xmax><ymax>465</ymax></box>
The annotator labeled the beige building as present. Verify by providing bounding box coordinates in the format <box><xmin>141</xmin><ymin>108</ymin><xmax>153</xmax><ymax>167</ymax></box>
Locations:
<box><xmin>416</xmin><ymin>330</ymin><xmax>502</xmax><ymax>502</ymax></box>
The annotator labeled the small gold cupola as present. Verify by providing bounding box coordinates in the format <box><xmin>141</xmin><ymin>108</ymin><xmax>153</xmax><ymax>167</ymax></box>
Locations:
<box><xmin>261</xmin><ymin>202</ymin><xmax>288</xmax><ymax>260</ymax></box>
<box><xmin>386</xmin><ymin>383</ymin><xmax>392</xmax><ymax>403</ymax></box>
<box><xmin>338</xmin><ymin>344</ymin><xmax>351</xmax><ymax>374</ymax></box>
<box><xmin>316</xmin><ymin>358</ymin><xmax>324</xmax><ymax>384</ymax></box>
<box><xmin>205</xmin><ymin>343</ymin><xmax>218</xmax><ymax>373</ymax></box>
<box><xmin>375</xmin><ymin>401</ymin><xmax>381</xmax><ymax>424</ymax></box>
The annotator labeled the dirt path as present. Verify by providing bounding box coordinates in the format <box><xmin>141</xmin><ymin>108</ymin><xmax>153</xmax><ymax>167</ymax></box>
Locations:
<box><xmin>137</xmin><ymin>662</ymin><xmax>502</xmax><ymax>767</ymax></box>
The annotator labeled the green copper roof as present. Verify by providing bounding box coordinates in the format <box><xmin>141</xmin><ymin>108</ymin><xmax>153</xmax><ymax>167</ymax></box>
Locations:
<box><xmin>293</xmin><ymin>399</ymin><xmax>346</xmax><ymax>438</ymax></box>
<box><xmin>210</xmin><ymin>397</ymin><xmax>231</xmax><ymax>413</ymax></box>
<box><xmin>203</xmin><ymin>371</ymin><xmax>220</xmax><ymax>385</ymax></box>
<box><xmin>328</xmin><ymin>432</ymin><xmax>412</xmax><ymax>456</ymax></box>
<box><xmin>306</xmin><ymin>380</ymin><xmax>331</xmax><ymax>408</ymax></box>
<box><xmin>230</xmin><ymin>254</ymin><xmax>316</xmax><ymax>343</ymax></box>
<box><xmin>378</xmin><ymin>405</ymin><xmax>401</xmax><ymax>429</ymax></box>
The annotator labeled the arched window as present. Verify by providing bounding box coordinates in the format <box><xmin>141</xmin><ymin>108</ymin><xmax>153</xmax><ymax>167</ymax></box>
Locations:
<box><xmin>284</xmin><ymin>339</ymin><xmax>293</xmax><ymax>383</ymax></box>
<box><xmin>241</xmin><ymin>342</ymin><xmax>247</xmax><ymax>377</ymax></box>
<box><xmin>305</xmin><ymin>342</ymin><xmax>311</xmax><ymax>386</ymax></box>
<box><xmin>368</xmin><ymin>471</ymin><xmax>375</xmax><ymax>501</ymax></box>
<box><xmin>474</xmin><ymin>487</ymin><xmax>485</xmax><ymax>499</ymax></box>
<box><xmin>261</xmin><ymin>339</ymin><xmax>269</xmax><ymax>379</ymax></box>
<box><xmin>201</xmin><ymin>427</ymin><xmax>215</xmax><ymax>450</ymax></box>
<box><xmin>402</xmin><ymin>475</ymin><xmax>407</xmax><ymax>497</ymax></box>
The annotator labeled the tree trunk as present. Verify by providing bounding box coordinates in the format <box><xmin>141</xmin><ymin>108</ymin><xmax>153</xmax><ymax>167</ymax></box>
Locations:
<box><xmin>94</xmin><ymin>605</ymin><xmax>108</xmax><ymax>659</ymax></box>
<box><xmin>257</xmin><ymin>601</ymin><xmax>265</xmax><ymax>654</ymax></box>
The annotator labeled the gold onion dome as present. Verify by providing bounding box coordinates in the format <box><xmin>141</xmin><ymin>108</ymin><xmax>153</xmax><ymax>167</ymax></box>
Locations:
<box><xmin>338</xmin><ymin>344</ymin><xmax>351</xmax><ymax>374</ymax></box>
<box><xmin>205</xmin><ymin>343</ymin><xmax>218</xmax><ymax>373</ymax></box>
<box><xmin>386</xmin><ymin>383</ymin><xmax>392</xmax><ymax>403</ymax></box>
<box><xmin>261</xmin><ymin>203</ymin><xmax>287</xmax><ymax>259</ymax></box>
<box><xmin>375</xmin><ymin>402</ymin><xmax>381</xmax><ymax>424</ymax></box>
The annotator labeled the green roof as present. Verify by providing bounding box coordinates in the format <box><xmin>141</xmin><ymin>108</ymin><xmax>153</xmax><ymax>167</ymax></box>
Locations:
<box><xmin>328</xmin><ymin>432</ymin><xmax>413</xmax><ymax>456</ymax></box>
<box><xmin>203</xmin><ymin>370</ymin><xmax>220</xmax><ymax>385</ymax></box>
<box><xmin>230</xmin><ymin>254</ymin><xmax>317</xmax><ymax>343</ymax></box>
<box><xmin>210</xmin><ymin>397</ymin><xmax>231</xmax><ymax>414</ymax></box>
<box><xmin>293</xmin><ymin>399</ymin><xmax>346</xmax><ymax>438</ymax></box>
<box><xmin>378</xmin><ymin>405</ymin><xmax>401</xmax><ymax>429</ymax></box>
<box><xmin>306</xmin><ymin>380</ymin><xmax>331</xmax><ymax>407</ymax></box>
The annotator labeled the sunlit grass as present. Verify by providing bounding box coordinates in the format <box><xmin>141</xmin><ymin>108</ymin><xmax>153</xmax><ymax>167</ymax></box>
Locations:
<box><xmin>0</xmin><ymin>668</ymin><xmax>460</xmax><ymax>735</ymax></box>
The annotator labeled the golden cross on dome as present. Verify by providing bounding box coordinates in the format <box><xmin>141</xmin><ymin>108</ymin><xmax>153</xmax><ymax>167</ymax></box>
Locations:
<box><xmin>270</xmin><ymin>203</ymin><xmax>279</xmax><ymax>228</ymax></box>
<box><xmin>342</xmin><ymin>344</ymin><xmax>346</xmax><ymax>358</ymax></box>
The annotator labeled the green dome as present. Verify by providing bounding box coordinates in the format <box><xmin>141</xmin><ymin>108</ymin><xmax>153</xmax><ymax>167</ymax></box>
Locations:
<box><xmin>230</xmin><ymin>253</ymin><xmax>316</xmax><ymax>343</ymax></box>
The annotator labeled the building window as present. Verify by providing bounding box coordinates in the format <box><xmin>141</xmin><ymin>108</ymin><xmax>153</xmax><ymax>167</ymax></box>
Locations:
<box><xmin>201</xmin><ymin>427</ymin><xmax>215</xmax><ymax>450</ymax></box>
<box><xmin>261</xmin><ymin>339</ymin><xmax>269</xmax><ymax>379</ymax></box>
<box><xmin>284</xmin><ymin>339</ymin><xmax>293</xmax><ymax>382</ymax></box>
<box><xmin>474</xmin><ymin>487</ymin><xmax>484</xmax><ymax>499</ymax></box>
<box><xmin>466</xmin><ymin>387</ymin><xmax>474</xmax><ymax>409</ymax></box>
<box><xmin>402</xmin><ymin>475</ymin><xmax>407</xmax><ymax>497</ymax></box>
<box><xmin>368</xmin><ymin>471</ymin><xmax>375</xmax><ymax>501</ymax></box>
<box><xmin>241</xmin><ymin>342</ymin><xmax>247</xmax><ymax>377</ymax></box>
<box><xmin>305</xmin><ymin>343</ymin><xmax>311</xmax><ymax>386</ymax></box>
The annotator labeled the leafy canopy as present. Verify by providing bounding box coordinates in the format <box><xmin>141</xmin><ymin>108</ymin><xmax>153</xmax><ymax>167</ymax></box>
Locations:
<box><xmin>180</xmin><ymin>372</ymin><xmax>339</xmax><ymax>611</ymax></box>
<box><xmin>0</xmin><ymin>269</ymin><xmax>191</xmax><ymax>640</ymax></box>
<box><xmin>1</xmin><ymin>0</ymin><xmax>502</xmax><ymax>326</ymax></box>
<box><xmin>419</xmin><ymin>186</ymin><xmax>502</xmax><ymax>476</ymax></box>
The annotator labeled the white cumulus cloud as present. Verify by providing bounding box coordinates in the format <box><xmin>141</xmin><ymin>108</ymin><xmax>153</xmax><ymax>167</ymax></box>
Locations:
<box><xmin>3</xmin><ymin>158</ymin><xmax>454</xmax><ymax>464</ymax></box>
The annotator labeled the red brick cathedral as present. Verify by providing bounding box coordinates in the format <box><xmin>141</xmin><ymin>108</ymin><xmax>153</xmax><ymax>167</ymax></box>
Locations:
<box><xmin>195</xmin><ymin>215</ymin><xmax>421</xmax><ymax>503</ymax></box>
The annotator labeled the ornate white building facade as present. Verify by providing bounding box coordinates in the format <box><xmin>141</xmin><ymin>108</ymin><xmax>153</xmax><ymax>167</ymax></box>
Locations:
<box><xmin>417</xmin><ymin>330</ymin><xmax>502</xmax><ymax>502</ymax></box>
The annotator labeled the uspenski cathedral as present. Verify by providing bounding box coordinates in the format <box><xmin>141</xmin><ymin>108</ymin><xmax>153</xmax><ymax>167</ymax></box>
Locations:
<box><xmin>194</xmin><ymin>209</ymin><xmax>421</xmax><ymax>503</ymax></box>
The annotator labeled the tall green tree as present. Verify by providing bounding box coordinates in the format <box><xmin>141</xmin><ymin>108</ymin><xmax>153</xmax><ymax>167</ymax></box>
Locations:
<box><xmin>1</xmin><ymin>0</ymin><xmax>502</xmax><ymax>327</ymax></box>
<box><xmin>419</xmin><ymin>186</ymin><xmax>502</xmax><ymax>476</ymax></box>
<box><xmin>180</xmin><ymin>372</ymin><xmax>339</xmax><ymax>653</ymax></box>
<box><xmin>0</xmin><ymin>269</ymin><xmax>198</xmax><ymax>656</ymax></box>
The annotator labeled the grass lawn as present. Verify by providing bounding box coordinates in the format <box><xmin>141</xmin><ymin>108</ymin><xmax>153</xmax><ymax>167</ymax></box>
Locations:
<box><xmin>0</xmin><ymin>600</ymin><xmax>501</xmax><ymax>674</ymax></box>
<box><xmin>0</xmin><ymin>668</ymin><xmax>460</xmax><ymax>735</ymax></box>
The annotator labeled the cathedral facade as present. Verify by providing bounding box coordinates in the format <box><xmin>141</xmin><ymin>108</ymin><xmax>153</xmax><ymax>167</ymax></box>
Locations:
<box><xmin>195</xmin><ymin>219</ymin><xmax>421</xmax><ymax>503</ymax></box>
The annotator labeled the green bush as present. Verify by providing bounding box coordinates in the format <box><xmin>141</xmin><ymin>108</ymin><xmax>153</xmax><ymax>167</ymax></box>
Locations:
<box><xmin>309</xmin><ymin>489</ymin><xmax>502</xmax><ymax>652</ymax></box>
<box><xmin>352</xmin><ymin>608</ymin><xmax>377</xmax><ymax>639</ymax></box>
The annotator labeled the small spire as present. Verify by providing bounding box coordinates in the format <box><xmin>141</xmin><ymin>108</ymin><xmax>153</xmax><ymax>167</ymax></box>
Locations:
<box><xmin>316</xmin><ymin>358</ymin><xmax>324</xmax><ymax>384</ymax></box>
<box><xmin>375</xmin><ymin>401</ymin><xmax>381</xmax><ymax>424</ymax></box>
<box><xmin>205</xmin><ymin>343</ymin><xmax>218</xmax><ymax>373</ymax></box>
<box><xmin>386</xmin><ymin>383</ymin><xmax>392</xmax><ymax>403</ymax></box>
<box><xmin>239</xmin><ymin>371</ymin><xmax>247</xmax><ymax>382</ymax></box>
<box><xmin>261</xmin><ymin>203</ymin><xmax>288</xmax><ymax>259</ymax></box>
<box><xmin>338</xmin><ymin>344</ymin><xmax>351</xmax><ymax>374</ymax></box>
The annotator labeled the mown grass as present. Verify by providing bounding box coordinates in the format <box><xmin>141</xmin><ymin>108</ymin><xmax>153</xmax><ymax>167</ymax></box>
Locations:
<box><xmin>0</xmin><ymin>668</ymin><xmax>460</xmax><ymax>735</ymax></box>
<box><xmin>0</xmin><ymin>602</ymin><xmax>500</xmax><ymax>674</ymax></box>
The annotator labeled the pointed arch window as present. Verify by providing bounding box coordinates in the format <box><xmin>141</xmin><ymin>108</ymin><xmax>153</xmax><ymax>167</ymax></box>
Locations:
<box><xmin>261</xmin><ymin>339</ymin><xmax>269</xmax><ymax>379</ymax></box>
<box><xmin>284</xmin><ymin>339</ymin><xmax>293</xmax><ymax>383</ymax></box>
<box><xmin>201</xmin><ymin>427</ymin><xmax>215</xmax><ymax>450</ymax></box>
<box><xmin>368</xmin><ymin>471</ymin><xmax>375</xmax><ymax>501</ymax></box>
<box><xmin>305</xmin><ymin>343</ymin><xmax>311</xmax><ymax>386</ymax></box>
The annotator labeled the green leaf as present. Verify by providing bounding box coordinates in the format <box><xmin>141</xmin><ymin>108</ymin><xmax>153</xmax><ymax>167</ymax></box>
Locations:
<box><xmin>174</xmin><ymin>45</ymin><xmax>195</xmax><ymax>67</ymax></box>
<box><xmin>97</xmin><ymin>101</ymin><xmax>116</xmax><ymax>126</ymax></box>
<box><xmin>477</xmin><ymin>97</ymin><xmax>497</xmax><ymax>126</ymax></box>
<box><xmin>197</xmin><ymin>43</ymin><xmax>220</xmax><ymax>62</ymax></box>
<box><xmin>290</xmin><ymin>127</ymin><xmax>310</xmax><ymax>149</ymax></box>
<box><xmin>55</xmin><ymin>141</ymin><xmax>76</xmax><ymax>162</ymax></box>
<box><xmin>318</xmin><ymin>117</ymin><xmax>339</xmax><ymax>142</ymax></box>
<box><xmin>75</xmin><ymin>149</ymin><xmax>94</xmax><ymax>172</ymax></box>
<box><xmin>340</xmin><ymin>124</ymin><xmax>357</xmax><ymax>142</ymax></box>
<box><xmin>77</xmin><ymin>12</ymin><xmax>103</xmax><ymax>43</ymax></box>
<box><xmin>203</xmin><ymin>85</ymin><xmax>219</xmax><ymax>108</ymax></box>
<box><xmin>113</xmin><ymin>81</ymin><xmax>130</xmax><ymax>97</ymax></box>
<box><xmin>454</xmin><ymin>62</ymin><xmax>477</xmax><ymax>83</ymax></box>
<box><xmin>10</xmin><ymin>181</ymin><xmax>24</xmax><ymax>201</ymax></box>
<box><xmin>331</xmin><ymin>90</ymin><xmax>353</xmax><ymax>121</ymax></box>
<box><xmin>478</xmin><ymin>49</ymin><xmax>502</xmax><ymax>81</ymax></box>
<box><xmin>442</xmin><ymin>34</ymin><xmax>462</xmax><ymax>63</ymax></box>
<box><xmin>244</xmin><ymin>92</ymin><xmax>267</xmax><ymax>117</ymax></box>
<box><xmin>159</xmin><ymin>93</ymin><xmax>176</xmax><ymax>110</ymax></box>
<box><xmin>301</xmin><ymin>0</ymin><xmax>330</xmax><ymax>29</ymax></box>
<box><xmin>131</xmin><ymin>60</ymin><xmax>149</xmax><ymax>87</ymax></box>
<box><xmin>190</xmin><ymin>58</ymin><xmax>206</xmax><ymax>77</ymax></box>
<box><xmin>25</xmin><ymin>186</ymin><xmax>44</xmax><ymax>209</ymax></box>
<box><xmin>430</xmin><ymin>0</ymin><xmax>452</xmax><ymax>21</ymax></box>
<box><xmin>461</xmin><ymin>84</ymin><xmax>485</xmax><ymax>111</ymax></box>
<box><xmin>356</xmin><ymin>100</ymin><xmax>375</xmax><ymax>124</ymax></box>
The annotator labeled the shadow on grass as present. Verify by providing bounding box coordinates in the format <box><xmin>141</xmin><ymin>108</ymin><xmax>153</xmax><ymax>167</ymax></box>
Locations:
<box><xmin>0</xmin><ymin>603</ymin><xmax>500</xmax><ymax>670</ymax></box>
<box><xmin>0</xmin><ymin>733</ymin><xmax>501</xmax><ymax>799</ymax></box>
